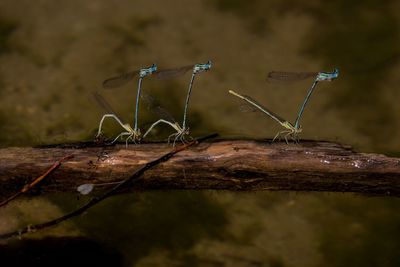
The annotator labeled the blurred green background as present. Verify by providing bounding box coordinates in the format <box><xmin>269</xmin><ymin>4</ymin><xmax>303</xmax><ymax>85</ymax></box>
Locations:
<box><xmin>0</xmin><ymin>0</ymin><xmax>399</xmax><ymax>266</ymax></box>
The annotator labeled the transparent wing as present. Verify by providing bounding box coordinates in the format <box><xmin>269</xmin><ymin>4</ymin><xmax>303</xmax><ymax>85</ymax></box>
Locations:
<box><xmin>102</xmin><ymin>65</ymin><xmax>193</xmax><ymax>87</ymax></box>
<box><xmin>92</xmin><ymin>92</ymin><xmax>126</xmax><ymax>123</ymax></box>
<box><xmin>102</xmin><ymin>70</ymin><xmax>140</xmax><ymax>88</ymax></box>
<box><xmin>141</xmin><ymin>92</ymin><xmax>177</xmax><ymax>123</ymax></box>
<box><xmin>242</xmin><ymin>94</ymin><xmax>288</xmax><ymax>125</ymax></box>
<box><xmin>238</xmin><ymin>103</ymin><xmax>258</xmax><ymax>113</ymax></box>
<box><xmin>267</xmin><ymin>71</ymin><xmax>318</xmax><ymax>82</ymax></box>
<box><xmin>154</xmin><ymin>65</ymin><xmax>194</xmax><ymax>80</ymax></box>
<box><xmin>92</xmin><ymin>92</ymin><xmax>116</xmax><ymax>114</ymax></box>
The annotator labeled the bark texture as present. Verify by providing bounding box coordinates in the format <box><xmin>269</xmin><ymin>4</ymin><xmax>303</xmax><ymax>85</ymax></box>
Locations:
<box><xmin>0</xmin><ymin>140</ymin><xmax>399</xmax><ymax>196</ymax></box>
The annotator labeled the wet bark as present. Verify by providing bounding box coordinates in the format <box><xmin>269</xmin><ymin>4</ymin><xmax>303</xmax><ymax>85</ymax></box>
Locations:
<box><xmin>0</xmin><ymin>140</ymin><xmax>399</xmax><ymax>197</ymax></box>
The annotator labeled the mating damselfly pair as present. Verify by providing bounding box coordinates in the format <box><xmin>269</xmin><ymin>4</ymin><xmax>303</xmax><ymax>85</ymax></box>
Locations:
<box><xmin>95</xmin><ymin>62</ymin><xmax>338</xmax><ymax>146</ymax></box>
<box><xmin>229</xmin><ymin>68</ymin><xmax>339</xmax><ymax>143</ymax></box>
<box><xmin>95</xmin><ymin>61</ymin><xmax>212</xmax><ymax>147</ymax></box>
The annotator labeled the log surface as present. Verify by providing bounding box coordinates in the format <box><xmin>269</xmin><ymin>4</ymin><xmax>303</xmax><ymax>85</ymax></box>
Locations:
<box><xmin>1</xmin><ymin>140</ymin><xmax>399</xmax><ymax>196</ymax></box>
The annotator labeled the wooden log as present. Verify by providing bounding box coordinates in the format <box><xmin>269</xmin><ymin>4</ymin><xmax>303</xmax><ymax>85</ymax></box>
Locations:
<box><xmin>0</xmin><ymin>140</ymin><xmax>399</xmax><ymax>196</ymax></box>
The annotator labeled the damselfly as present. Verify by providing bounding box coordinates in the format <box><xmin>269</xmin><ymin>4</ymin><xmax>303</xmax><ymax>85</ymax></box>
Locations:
<box><xmin>143</xmin><ymin>60</ymin><xmax>212</xmax><ymax>145</ymax></box>
<box><xmin>141</xmin><ymin>93</ymin><xmax>191</xmax><ymax>146</ymax></box>
<box><xmin>267</xmin><ymin>68</ymin><xmax>339</xmax><ymax>130</ymax></box>
<box><xmin>230</xmin><ymin>68</ymin><xmax>339</xmax><ymax>143</ymax></box>
<box><xmin>102</xmin><ymin>64</ymin><xmax>157</xmax><ymax>142</ymax></box>
<box><xmin>102</xmin><ymin>62</ymin><xmax>207</xmax><ymax>143</ymax></box>
<box><xmin>93</xmin><ymin>92</ymin><xmax>138</xmax><ymax>147</ymax></box>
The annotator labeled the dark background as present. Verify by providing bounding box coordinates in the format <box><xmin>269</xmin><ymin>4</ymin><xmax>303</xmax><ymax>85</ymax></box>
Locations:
<box><xmin>0</xmin><ymin>1</ymin><xmax>399</xmax><ymax>266</ymax></box>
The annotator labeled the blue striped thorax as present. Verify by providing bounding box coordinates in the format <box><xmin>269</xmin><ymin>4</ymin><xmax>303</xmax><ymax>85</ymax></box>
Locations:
<box><xmin>193</xmin><ymin>60</ymin><xmax>212</xmax><ymax>74</ymax></box>
<box><xmin>139</xmin><ymin>64</ymin><xmax>157</xmax><ymax>78</ymax></box>
<box><xmin>316</xmin><ymin>68</ymin><xmax>339</xmax><ymax>81</ymax></box>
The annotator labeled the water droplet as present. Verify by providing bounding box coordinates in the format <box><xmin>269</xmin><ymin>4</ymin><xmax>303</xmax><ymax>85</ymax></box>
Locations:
<box><xmin>77</xmin><ymin>184</ymin><xmax>94</xmax><ymax>195</ymax></box>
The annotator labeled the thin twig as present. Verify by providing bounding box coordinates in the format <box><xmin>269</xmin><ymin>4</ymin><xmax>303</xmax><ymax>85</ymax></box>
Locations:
<box><xmin>0</xmin><ymin>154</ymin><xmax>74</xmax><ymax>207</ymax></box>
<box><xmin>0</xmin><ymin>133</ymin><xmax>218</xmax><ymax>241</ymax></box>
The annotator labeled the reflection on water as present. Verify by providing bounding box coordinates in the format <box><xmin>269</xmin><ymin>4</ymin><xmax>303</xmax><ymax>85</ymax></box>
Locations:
<box><xmin>0</xmin><ymin>0</ymin><xmax>399</xmax><ymax>266</ymax></box>
<box><xmin>1</xmin><ymin>191</ymin><xmax>400</xmax><ymax>266</ymax></box>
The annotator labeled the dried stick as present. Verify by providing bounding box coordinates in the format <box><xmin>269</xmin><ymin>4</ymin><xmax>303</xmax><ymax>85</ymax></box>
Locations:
<box><xmin>0</xmin><ymin>133</ymin><xmax>217</xmax><ymax>241</ymax></box>
<box><xmin>0</xmin><ymin>154</ymin><xmax>74</xmax><ymax>207</ymax></box>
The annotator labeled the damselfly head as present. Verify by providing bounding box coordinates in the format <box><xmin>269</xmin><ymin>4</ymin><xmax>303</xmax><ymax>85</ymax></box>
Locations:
<box><xmin>295</xmin><ymin>125</ymin><xmax>303</xmax><ymax>133</ymax></box>
<box><xmin>193</xmin><ymin>60</ymin><xmax>212</xmax><ymax>74</ymax></box>
<box><xmin>123</xmin><ymin>123</ymin><xmax>138</xmax><ymax>135</ymax></box>
<box><xmin>139</xmin><ymin>64</ymin><xmax>158</xmax><ymax>78</ymax></box>
<box><xmin>316</xmin><ymin>68</ymin><xmax>339</xmax><ymax>81</ymax></box>
<box><xmin>183</xmin><ymin>127</ymin><xmax>190</xmax><ymax>135</ymax></box>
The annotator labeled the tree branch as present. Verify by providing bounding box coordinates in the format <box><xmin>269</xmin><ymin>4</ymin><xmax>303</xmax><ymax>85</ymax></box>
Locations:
<box><xmin>1</xmin><ymin>139</ymin><xmax>399</xmax><ymax>197</ymax></box>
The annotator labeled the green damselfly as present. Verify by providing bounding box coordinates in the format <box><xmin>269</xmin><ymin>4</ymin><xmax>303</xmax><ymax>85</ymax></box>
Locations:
<box><xmin>141</xmin><ymin>93</ymin><xmax>191</xmax><ymax>146</ymax></box>
<box><xmin>93</xmin><ymin>92</ymin><xmax>139</xmax><ymax>147</ymax></box>
<box><xmin>144</xmin><ymin>60</ymin><xmax>212</xmax><ymax>145</ymax></box>
<box><xmin>230</xmin><ymin>68</ymin><xmax>339</xmax><ymax>143</ymax></box>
